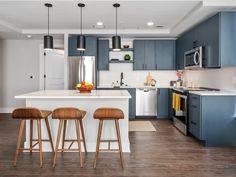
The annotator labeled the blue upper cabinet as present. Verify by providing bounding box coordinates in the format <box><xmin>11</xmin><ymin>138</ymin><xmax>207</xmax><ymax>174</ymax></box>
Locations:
<box><xmin>145</xmin><ymin>40</ymin><xmax>156</xmax><ymax>70</ymax></box>
<box><xmin>68</xmin><ymin>35</ymin><xmax>97</xmax><ymax>57</ymax></box>
<box><xmin>176</xmin><ymin>12</ymin><xmax>236</xmax><ymax>69</ymax></box>
<box><xmin>134</xmin><ymin>40</ymin><xmax>176</xmax><ymax>70</ymax></box>
<box><xmin>133</xmin><ymin>40</ymin><xmax>145</xmax><ymax>70</ymax></box>
<box><xmin>98</xmin><ymin>40</ymin><xmax>109</xmax><ymax>71</ymax></box>
<box><xmin>220</xmin><ymin>12</ymin><xmax>236</xmax><ymax>67</ymax></box>
<box><xmin>156</xmin><ymin>40</ymin><xmax>176</xmax><ymax>70</ymax></box>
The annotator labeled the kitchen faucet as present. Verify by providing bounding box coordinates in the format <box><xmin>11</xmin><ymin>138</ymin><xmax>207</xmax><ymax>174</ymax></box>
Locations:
<box><xmin>120</xmin><ymin>72</ymin><xmax>124</xmax><ymax>86</ymax></box>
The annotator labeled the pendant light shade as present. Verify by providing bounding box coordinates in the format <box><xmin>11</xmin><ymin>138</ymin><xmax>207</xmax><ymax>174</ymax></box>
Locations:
<box><xmin>112</xmin><ymin>36</ymin><xmax>121</xmax><ymax>51</ymax></box>
<box><xmin>112</xmin><ymin>3</ymin><xmax>121</xmax><ymax>51</ymax></box>
<box><xmin>77</xmin><ymin>3</ymin><xmax>86</xmax><ymax>51</ymax></box>
<box><xmin>44</xmin><ymin>35</ymin><xmax>53</xmax><ymax>50</ymax></box>
<box><xmin>44</xmin><ymin>3</ymin><xmax>53</xmax><ymax>50</ymax></box>
<box><xmin>77</xmin><ymin>35</ymin><xmax>86</xmax><ymax>51</ymax></box>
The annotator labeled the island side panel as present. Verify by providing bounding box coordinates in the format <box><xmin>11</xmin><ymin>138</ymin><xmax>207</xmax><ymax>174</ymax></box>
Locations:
<box><xmin>25</xmin><ymin>98</ymin><xmax>130</xmax><ymax>152</ymax></box>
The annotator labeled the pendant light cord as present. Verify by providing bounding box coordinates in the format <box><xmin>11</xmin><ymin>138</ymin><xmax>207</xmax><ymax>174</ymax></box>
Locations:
<box><xmin>116</xmin><ymin>6</ymin><xmax>117</xmax><ymax>36</ymax></box>
<box><xmin>80</xmin><ymin>6</ymin><xmax>82</xmax><ymax>35</ymax></box>
<box><xmin>47</xmin><ymin>6</ymin><xmax>49</xmax><ymax>36</ymax></box>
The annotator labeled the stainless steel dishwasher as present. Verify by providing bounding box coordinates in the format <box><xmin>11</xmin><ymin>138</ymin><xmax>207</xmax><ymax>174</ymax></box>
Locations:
<box><xmin>136</xmin><ymin>88</ymin><xmax>157</xmax><ymax>117</ymax></box>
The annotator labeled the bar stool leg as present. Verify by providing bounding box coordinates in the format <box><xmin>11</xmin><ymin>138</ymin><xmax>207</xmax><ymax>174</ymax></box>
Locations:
<box><xmin>53</xmin><ymin>120</ymin><xmax>63</xmax><ymax>168</ymax></box>
<box><xmin>93</xmin><ymin>120</ymin><xmax>103</xmax><ymax>168</ymax></box>
<box><xmin>79</xmin><ymin>120</ymin><xmax>87</xmax><ymax>154</ymax></box>
<box><xmin>62</xmin><ymin>120</ymin><xmax>67</xmax><ymax>155</ymax></box>
<box><xmin>45</xmin><ymin>117</ymin><xmax>54</xmax><ymax>152</ymax></box>
<box><xmin>37</xmin><ymin>119</ymin><xmax>43</xmax><ymax>167</ymax></box>
<box><xmin>115</xmin><ymin>120</ymin><xmax>124</xmax><ymax>168</ymax></box>
<box><xmin>75</xmin><ymin>120</ymin><xmax>83</xmax><ymax>167</ymax></box>
<box><xmin>30</xmin><ymin>120</ymin><xmax>33</xmax><ymax>155</ymax></box>
<box><xmin>13</xmin><ymin>120</ymin><xmax>25</xmax><ymax>167</ymax></box>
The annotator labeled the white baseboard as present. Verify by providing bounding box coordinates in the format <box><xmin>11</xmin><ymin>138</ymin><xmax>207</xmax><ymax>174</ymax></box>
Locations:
<box><xmin>0</xmin><ymin>107</ymin><xmax>15</xmax><ymax>113</ymax></box>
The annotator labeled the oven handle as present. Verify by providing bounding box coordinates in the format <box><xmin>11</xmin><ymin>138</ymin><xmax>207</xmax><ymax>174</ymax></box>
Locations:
<box><xmin>180</xmin><ymin>95</ymin><xmax>187</xmax><ymax>99</ymax></box>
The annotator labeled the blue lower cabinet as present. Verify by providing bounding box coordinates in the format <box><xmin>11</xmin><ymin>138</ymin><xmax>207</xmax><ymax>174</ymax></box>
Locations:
<box><xmin>127</xmin><ymin>88</ymin><xmax>136</xmax><ymax>119</ymax></box>
<box><xmin>168</xmin><ymin>89</ymin><xmax>174</xmax><ymax>118</ymax></box>
<box><xmin>157</xmin><ymin>88</ymin><xmax>169</xmax><ymax>118</ymax></box>
<box><xmin>189</xmin><ymin>93</ymin><xmax>236</xmax><ymax>147</ymax></box>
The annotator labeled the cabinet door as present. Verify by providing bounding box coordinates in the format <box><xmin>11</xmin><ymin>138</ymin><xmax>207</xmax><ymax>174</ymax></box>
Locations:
<box><xmin>133</xmin><ymin>40</ymin><xmax>145</xmax><ymax>70</ymax></box>
<box><xmin>157</xmin><ymin>88</ymin><xmax>169</xmax><ymax>118</ymax></box>
<box><xmin>128</xmin><ymin>88</ymin><xmax>136</xmax><ymax>119</ymax></box>
<box><xmin>156</xmin><ymin>40</ymin><xmax>176</xmax><ymax>70</ymax></box>
<box><xmin>189</xmin><ymin>94</ymin><xmax>202</xmax><ymax>139</ymax></box>
<box><xmin>176</xmin><ymin>37</ymin><xmax>185</xmax><ymax>70</ymax></box>
<box><xmin>98</xmin><ymin>40</ymin><xmax>109</xmax><ymax>70</ymax></box>
<box><xmin>220</xmin><ymin>12</ymin><xmax>236</xmax><ymax>67</ymax></box>
<box><xmin>68</xmin><ymin>36</ymin><xmax>97</xmax><ymax>57</ymax></box>
<box><xmin>68</xmin><ymin>35</ymin><xmax>81</xmax><ymax>56</ymax></box>
<box><xmin>168</xmin><ymin>89</ymin><xmax>174</xmax><ymax>118</ymax></box>
<box><xmin>199</xmin><ymin>14</ymin><xmax>220</xmax><ymax>68</ymax></box>
<box><xmin>145</xmin><ymin>40</ymin><xmax>156</xmax><ymax>70</ymax></box>
<box><xmin>83</xmin><ymin>36</ymin><xmax>97</xmax><ymax>56</ymax></box>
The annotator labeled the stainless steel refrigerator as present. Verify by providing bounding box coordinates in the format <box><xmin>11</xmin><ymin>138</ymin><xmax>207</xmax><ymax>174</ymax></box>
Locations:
<box><xmin>67</xmin><ymin>56</ymin><xmax>96</xmax><ymax>90</ymax></box>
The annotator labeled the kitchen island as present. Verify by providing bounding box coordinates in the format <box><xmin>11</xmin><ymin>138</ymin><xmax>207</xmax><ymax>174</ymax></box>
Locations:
<box><xmin>15</xmin><ymin>90</ymin><xmax>131</xmax><ymax>152</ymax></box>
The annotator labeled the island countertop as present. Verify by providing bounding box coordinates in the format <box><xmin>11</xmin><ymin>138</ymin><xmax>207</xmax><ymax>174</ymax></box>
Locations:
<box><xmin>15</xmin><ymin>90</ymin><xmax>131</xmax><ymax>99</ymax></box>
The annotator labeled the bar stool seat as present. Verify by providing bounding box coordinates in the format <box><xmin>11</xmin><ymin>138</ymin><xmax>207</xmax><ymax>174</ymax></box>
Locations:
<box><xmin>94</xmin><ymin>108</ymin><xmax>124</xmax><ymax>120</ymax></box>
<box><xmin>52</xmin><ymin>107</ymin><xmax>87</xmax><ymax>168</ymax></box>
<box><xmin>12</xmin><ymin>107</ymin><xmax>54</xmax><ymax>167</ymax></box>
<box><xmin>93</xmin><ymin>107</ymin><xmax>124</xmax><ymax>168</ymax></box>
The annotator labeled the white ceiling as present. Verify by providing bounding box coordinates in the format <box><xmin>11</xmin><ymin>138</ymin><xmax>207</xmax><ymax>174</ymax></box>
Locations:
<box><xmin>0</xmin><ymin>0</ymin><xmax>235</xmax><ymax>39</ymax></box>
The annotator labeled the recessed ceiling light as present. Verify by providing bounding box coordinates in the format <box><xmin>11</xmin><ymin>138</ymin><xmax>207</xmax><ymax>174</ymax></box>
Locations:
<box><xmin>27</xmin><ymin>35</ymin><xmax>32</xmax><ymax>38</ymax></box>
<box><xmin>97</xmin><ymin>22</ymin><xmax>103</xmax><ymax>26</ymax></box>
<box><xmin>147</xmin><ymin>22</ymin><xmax>154</xmax><ymax>26</ymax></box>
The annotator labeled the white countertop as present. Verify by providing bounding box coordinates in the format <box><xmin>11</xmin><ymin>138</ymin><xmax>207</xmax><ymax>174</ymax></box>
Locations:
<box><xmin>15</xmin><ymin>90</ymin><xmax>131</xmax><ymax>99</ymax></box>
<box><xmin>189</xmin><ymin>90</ymin><xmax>236</xmax><ymax>96</ymax></box>
<box><xmin>97</xmin><ymin>85</ymin><xmax>168</xmax><ymax>89</ymax></box>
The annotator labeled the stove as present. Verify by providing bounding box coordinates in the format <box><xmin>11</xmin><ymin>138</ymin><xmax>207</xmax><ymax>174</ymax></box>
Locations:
<box><xmin>171</xmin><ymin>87</ymin><xmax>219</xmax><ymax>135</ymax></box>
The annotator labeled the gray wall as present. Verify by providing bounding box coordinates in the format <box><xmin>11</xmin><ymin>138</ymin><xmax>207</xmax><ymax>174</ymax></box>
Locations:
<box><xmin>0</xmin><ymin>39</ymin><xmax>63</xmax><ymax>111</ymax></box>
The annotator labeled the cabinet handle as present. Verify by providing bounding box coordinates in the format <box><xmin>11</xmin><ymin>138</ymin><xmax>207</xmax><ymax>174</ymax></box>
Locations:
<box><xmin>145</xmin><ymin>64</ymin><xmax>147</xmax><ymax>70</ymax></box>
<box><xmin>155</xmin><ymin>64</ymin><xmax>157</xmax><ymax>70</ymax></box>
<box><xmin>190</xmin><ymin>121</ymin><xmax>197</xmax><ymax>125</ymax></box>
<box><xmin>191</xmin><ymin>105</ymin><xmax>198</xmax><ymax>108</ymax></box>
<box><xmin>143</xmin><ymin>64</ymin><xmax>145</xmax><ymax>69</ymax></box>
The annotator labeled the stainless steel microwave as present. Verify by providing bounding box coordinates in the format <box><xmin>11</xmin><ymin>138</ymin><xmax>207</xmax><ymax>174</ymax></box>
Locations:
<box><xmin>184</xmin><ymin>46</ymin><xmax>204</xmax><ymax>69</ymax></box>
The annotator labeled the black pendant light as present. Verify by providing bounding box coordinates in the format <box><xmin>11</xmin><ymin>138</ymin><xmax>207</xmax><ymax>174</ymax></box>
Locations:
<box><xmin>77</xmin><ymin>3</ymin><xmax>86</xmax><ymax>51</ymax></box>
<box><xmin>112</xmin><ymin>3</ymin><xmax>121</xmax><ymax>51</ymax></box>
<box><xmin>44</xmin><ymin>3</ymin><xmax>53</xmax><ymax>50</ymax></box>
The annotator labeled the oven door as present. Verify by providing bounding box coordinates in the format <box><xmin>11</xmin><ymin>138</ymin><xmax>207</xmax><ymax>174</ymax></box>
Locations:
<box><xmin>173</xmin><ymin>94</ymin><xmax>187</xmax><ymax>123</ymax></box>
<box><xmin>172</xmin><ymin>92</ymin><xmax>188</xmax><ymax>135</ymax></box>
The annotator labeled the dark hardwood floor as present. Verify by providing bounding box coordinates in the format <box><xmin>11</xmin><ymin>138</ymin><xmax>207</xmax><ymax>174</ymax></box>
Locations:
<box><xmin>0</xmin><ymin>113</ymin><xmax>235</xmax><ymax>177</ymax></box>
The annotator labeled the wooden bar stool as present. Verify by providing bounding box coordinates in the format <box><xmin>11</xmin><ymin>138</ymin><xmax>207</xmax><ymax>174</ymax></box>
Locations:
<box><xmin>52</xmin><ymin>107</ymin><xmax>87</xmax><ymax>168</ymax></box>
<box><xmin>93</xmin><ymin>107</ymin><xmax>124</xmax><ymax>168</ymax></box>
<box><xmin>12</xmin><ymin>107</ymin><xmax>54</xmax><ymax>167</ymax></box>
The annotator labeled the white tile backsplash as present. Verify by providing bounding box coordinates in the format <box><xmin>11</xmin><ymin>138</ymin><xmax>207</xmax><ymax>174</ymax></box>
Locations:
<box><xmin>98</xmin><ymin>63</ymin><xmax>177</xmax><ymax>87</ymax></box>
<box><xmin>184</xmin><ymin>67</ymin><xmax>236</xmax><ymax>91</ymax></box>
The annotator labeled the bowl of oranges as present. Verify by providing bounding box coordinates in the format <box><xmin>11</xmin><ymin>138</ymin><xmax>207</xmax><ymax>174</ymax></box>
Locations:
<box><xmin>76</xmin><ymin>81</ymin><xmax>94</xmax><ymax>93</ymax></box>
